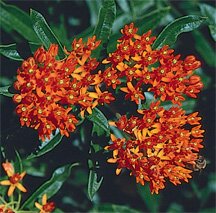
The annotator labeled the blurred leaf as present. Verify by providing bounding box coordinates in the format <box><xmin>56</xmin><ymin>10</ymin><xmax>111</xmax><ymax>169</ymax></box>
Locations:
<box><xmin>30</xmin><ymin>9</ymin><xmax>65</xmax><ymax>59</ymax></box>
<box><xmin>90</xmin><ymin>203</ymin><xmax>141</xmax><ymax>213</ymax></box>
<box><xmin>199</xmin><ymin>3</ymin><xmax>216</xmax><ymax>41</ymax></box>
<box><xmin>0</xmin><ymin>2</ymin><xmax>39</xmax><ymax>42</ymax></box>
<box><xmin>26</xmin><ymin>130</ymin><xmax>63</xmax><ymax>160</ymax></box>
<box><xmin>153</xmin><ymin>15</ymin><xmax>207</xmax><ymax>49</ymax></box>
<box><xmin>195</xmin><ymin>68</ymin><xmax>211</xmax><ymax>88</ymax></box>
<box><xmin>87</xmin><ymin>170</ymin><xmax>103</xmax><ymax>201</ymax></box>
<box><xmin>116</xmin><ymin>0</ymin><xmax>130</xmax><ymax>13</ymax></box>
<box><xmin>167</xmin><ymin>203</ymin><xmax>184</xmax><ymax>213</ymax></box>
<box><xmin>86</xmin><ymin>0</ymin><xmax>102</xmax><ymax>26</ymax></box>
<box><xmin>54</xmin><ymin>208</ymin><xmax>64</xmax><ymax>213</ymax></box>
<box><xmin>208</xmin><ymin>173</ymin><xmax>216</xmax><ymax>193</ymax></box>
<box><xmin>137</xmin><ymin>184</ymin><xmax>160</xmax><ymax>213</ymax></box>
<box><xmin>131</xmin><ymin>0</ymin><xmax>155</xmax><ymax>17</ymax></box>
<box><xmin>135</xmin><ymin>7</ymin><xmax>170</xmax><ymax>33</ymax></box>
<box><xmin>51</xmin><ymin>16</ymin><xmax>70</xmax><ymax>48</ymax></box>
<box><xmin>87</xmin><ymin>108</ymin><xmax>110</xmax><ymax>136</ymax></box>
<box><xmin>14</xmin><ymin>150</ymin><xmax>23</xmax><ymax>173</ymax></box>
<box><xmin>0</xmin><ymin>85</ymin><xmax>14</xmax><ymax>97</ymax></box>
<box><xmin>0</xmin><ymin>44</ymin><xmax>23</xmax><ymax>61</ymax></box>
<box><xmin>193</xmin><ymin>30</ymin><xmax>216</xmax><ymax>68</ymax></box>
<box><xmin>93</xmin><ymin>0</ymin><xmax>116</xmax><ymax>52</ymax></box>
<box><xmin>21</xmin><ymin>163</ymin><xmax>79</xmax><ymax>209</ymax></box>
<box><xmin>199</xmin><ymin>208</ymin><xmax>216</xmax><ymax>213</ymax></box>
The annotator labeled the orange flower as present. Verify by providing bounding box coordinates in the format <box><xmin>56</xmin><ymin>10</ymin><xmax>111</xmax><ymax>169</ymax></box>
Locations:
<box><xmin>0</xmin><ymin>162</ymin><xmax>27</xmax><ymax>196</ymax></box>
<box><xmin>35</xmin><ymin>194</ymin><xmax>55</xmax><ymax>213</ymax></box>
<box><xmin>103</xmin><ymin>23</ymin><xmax>202</xmax><ymax>105</ymax></box>
<box><xmin>13</xmin><ymin>37</ymin><xmax>115</xmax><ymax>141</ymax></box>
<box><xmin>106</xmin><ymin>102</ymin><xmax>204</xmax><ymax>194</ymax></box>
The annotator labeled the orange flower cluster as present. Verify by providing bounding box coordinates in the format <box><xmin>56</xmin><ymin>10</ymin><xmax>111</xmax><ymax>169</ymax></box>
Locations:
<box><xmin>104</xmin><ymin>23</ymin><xmax>205</xmax><ymax>193</ymax></box>
<box><xmin>103</xmin><ymin>23</ymin><xmax>203</xmax><ymax>105</ymax></box>
<box><xmin>13</xmin><ymin>36</ymin><xmax>115</xmax><ymax>141</ymax></box>
<box><xmin>106</xmin><ymin>101</ymin><xmax>204</xmax><ymax>194</ymax></box>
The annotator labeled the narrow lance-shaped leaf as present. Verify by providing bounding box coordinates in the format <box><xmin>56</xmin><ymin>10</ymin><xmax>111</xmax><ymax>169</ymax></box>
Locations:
<box><xmin>153</xmin><ymin>15</ymin><xmax>207</xmax><ymax>49</ymax></box>
<box><xmin>0</xmin><ymin>85</ymin><xmax>14</xmax><ymax>97</ymax></box>
<box><xmin>0</xmin><ymin>2</ymin><xmax>39</xmax><ymax>42</ymax></box>
<box><xmin>137</xmin><ymin>184</ymin><xmax>160</xmax><ymax>213</ymax></box>
<box><xmin>93</xmin><ymin>0</ymin><xmax>116</xmax><ymax>56</ymax></box>
<box><xmin>192</xmin><ymin>30</ymin><xmax>216</xmax><ymax>68</ymax></box>
<box><xmin>21</xmin><ymin>163</ymin><xmax>79</xmax><ymax>209</ymax></box>
<box><xmin>0</xmin><ymin>44</ymin><xmax>23</xmax><ymax>61</ymax></box>
<box><xmin>30</xmin><ymin>9</ymin><xmax>65</xmax><ymax>59</ymax></box>
<box><xmin>199</xmin><ymin>3</ymin><xmax>216</xmax><ymax>41</ymax></box>
<box><xmin>27</xmin><ymin>130</ymin><xmax>63</xmax><ymax>160</ymax></box>
<box><xmin>87</xmin><ymin>108</ymin><xmax>110</xmax><ymax>136</ymax></box>
<box><xmin>87</xmin><ymin>169</ymin><xmax>103</xmax><ymax>201</ymax></box>
<box><xmin>90</xmin><ymin>203</ymin><xmax>141</xmax><ymax>213</ymax></box>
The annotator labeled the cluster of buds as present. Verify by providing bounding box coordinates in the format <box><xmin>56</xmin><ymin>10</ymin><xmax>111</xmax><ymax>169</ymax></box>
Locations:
<box><xmin>13</xmin><ymin>37</ymin><xmax>115</xmax><ymax>141</ymax></box>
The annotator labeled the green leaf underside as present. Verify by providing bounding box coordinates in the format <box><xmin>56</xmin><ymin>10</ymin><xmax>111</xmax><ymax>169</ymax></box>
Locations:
<box><xmin>87</xmin><ymin>170</ymin><xmax>103</xmax><ymax>201</ymax></box>
<box><xmin>0</xmin><ymin>44</ymin><xmax>23</xmax><ymax>61</ymax></box>
<box><xmin>153</xmin><ymin>15</ymin><xmax>207</xmax><ymax>49</ymax></box>
<box><xmin>21</xmin><ymin>163</ymin><xmax>79</xmax><ymax>209</ymax></box>
<box><xmin>87</xmin><ymin>108</ymin><xmax>110</xmax><ymax>136</ymax></box>
<box><xmin>0</xmin><ymin>2</ymin><xmax>39</xmax><ymax>42</ymax></box>
<box><xmin>27</xmin><ymin>131</ymin><xmax>63</xmax><ymax>160</ymax></box>
<box><xmin>199</xmin><ymin>3</ymin><xmax>216</xmax><ymax>41</ymax></box>
<box><xmin>94</xmin><ymin>0</ymin><xmax>116</xmax><ymax>41</ymax></box>
<box><xmin>137</xmin><ymin>184</ymin><xmax>160</xmax><ymax>213</ymax></box>
<box><xmin>193</xmin><ymin>30</ymin><xmax>216</xmax><ymax>68</ymax></box>
<box><xmin>90</xmin><ymin>203</ymin><xmax>140</xmax><ymax>213</ymax></box>
<box><xmin>0</xmin><ymin>85</ymin><xmax>14</xmax><ymax>97</ymax></box>
<box><xmin>30</xmin><ymin>9</ymin><xmax>65</xmax><ymax>59</ymax></box>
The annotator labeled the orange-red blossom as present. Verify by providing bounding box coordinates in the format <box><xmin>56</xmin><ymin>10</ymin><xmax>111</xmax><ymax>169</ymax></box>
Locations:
<box><xmin>13</xmin><ymin>36</ymin><xmax>115</xmax><ymax>141</ymax></box>
<box><xmin>35</xmin><ymin>194</ymin><xmax>55</xmax><ymax>213</ymax></box>
<box><xmin>103</xmin><ymin>23</ymin><xmax>203</xmax><ymax>105</ymax></box>
<box><xmin>0</xmin><ymin>161</ymin><xmax>27</xmax><ymax>196</ymax></box>
<box><xmin>106</xmin><ymin>101</ymin><xmax>204</xmax><ymax>194</ymax></box>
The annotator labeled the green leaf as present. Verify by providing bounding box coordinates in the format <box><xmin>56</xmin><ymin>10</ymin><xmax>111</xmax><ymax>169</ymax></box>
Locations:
<box><xmin>90</xmin><ymin>203</ymin><xmax>141</xmax><ymax>213</ymax></box>
<box><xmin>87</xmin><ymin>169</ymin><xmax>103</xmax><ymax>201</ymax></box>
<box><xmin>192</xmin><ymin>30</ymin><xmax>216</xmax><ymax>68</ymax></box>
<box><xmin>0</xmin><ymin>2</ymin><xmax>39</xmax><ymax>42</ymax></box>
<box><xmin>0</xmin><ymin>85</ymin><xmax>14</xmax><ymax>97</ymax></box>
<box><xmin>137</xmin><ymin>184</ymin><xmax>160</xmax><ymax>213</ymax></box>
<box><xmin>167</xmin><ymin>203</ymin><xmax>184</xmax><ymax>213</ymax></box>
<box><xmin>87</xmin><ymin>108</ymin><xmax>110</xmax><ymax>136</ymax></box>
<box><xmin>93</xmin><ymin>0</ymin><xmax>116</xmax><ymax>45</ymax></box>
<box><xmin>153</xmin><ymin>15</ymin><xmax>207</xmax><ymax>49</ymax></box>
<box><xmin>135</xmin><ymin>7</ymin><xmax>171</xmax><ymax>33</ymax></box>
<box><xmin>0</xmin><ymin>44</ymin><xmax>23</xmax><ymax>61</ymax></box>
<box><xmin>26</xmin><ymin>130</ymin><xmax>63</xmax><ymax>160</ymax></box>
<box><xmin>86</xmin><ymin>0</ymin><xmax>102</xmax><ymax>26</ymax></box>
<box><xmin>116</xmin><ymin>0</ymin><xmax>130</xmax><ymax>13</ymax></box>
<box><xmin>30</xmin><ymin>9</ymin><xmax>65</xmax><ymax>59</ymax></box>
<box><xmin>21</xmin><ymin>163</ymin><xmax>79</xmax><ymax>209</ymax></box>
<box><xmin>199</xmin><ymin>3</ymin><xmax>216</xmax><ymax>41</ymax></box>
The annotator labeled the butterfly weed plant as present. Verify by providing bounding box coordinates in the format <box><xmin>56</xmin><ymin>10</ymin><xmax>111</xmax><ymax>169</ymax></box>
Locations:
<box><xmin>0</xmin><ymin>0</ymin><xmax>215</xmax><ymax>212</ymax></box>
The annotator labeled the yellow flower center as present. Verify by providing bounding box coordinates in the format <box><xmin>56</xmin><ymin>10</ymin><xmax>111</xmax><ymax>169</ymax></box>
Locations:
<box><xmin>21</xmin><ymin>107</ymin><xmax>26</xmax><ymax>112</ymax></box>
